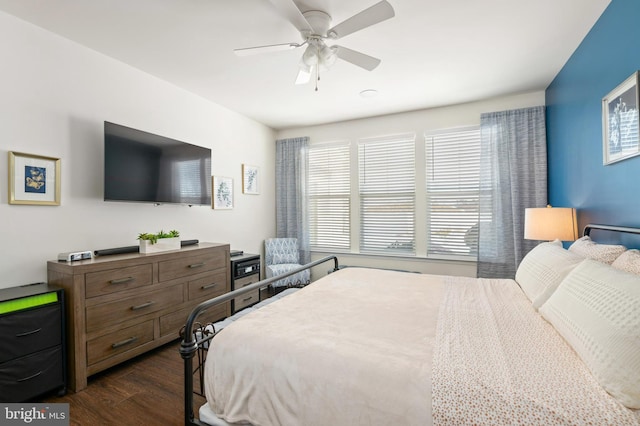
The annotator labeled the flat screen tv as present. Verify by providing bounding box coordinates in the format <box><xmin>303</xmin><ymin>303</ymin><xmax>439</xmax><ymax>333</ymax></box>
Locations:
<box><xmin>104</xmin><ymin>121</ymin><xmax>212</xmax><ymax>206</ymax></box>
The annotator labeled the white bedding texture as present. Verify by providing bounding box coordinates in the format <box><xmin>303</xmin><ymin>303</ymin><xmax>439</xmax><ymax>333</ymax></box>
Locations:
<box><xmin>196</xmin><ymin>258</ymin><xmax>640</xmax><ymax>426</ymax></box>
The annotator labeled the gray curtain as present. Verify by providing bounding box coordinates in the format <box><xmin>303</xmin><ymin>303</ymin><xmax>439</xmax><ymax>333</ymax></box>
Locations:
<box><xmin>275</xmin><ymin>136</ymin><xmax>310</xmax><ymax>264</ymax></box>
<box><xmin>477</xmin><ymin>106</ymin><xmax>547</xmax><ymax>278</ymax></box>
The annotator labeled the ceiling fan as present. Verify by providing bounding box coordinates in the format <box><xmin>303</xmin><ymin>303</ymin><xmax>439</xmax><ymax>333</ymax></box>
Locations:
<box><xmin>234</xmin><ymin>0</ymin><xmax>395</xmax><ymax>89</ymax></box>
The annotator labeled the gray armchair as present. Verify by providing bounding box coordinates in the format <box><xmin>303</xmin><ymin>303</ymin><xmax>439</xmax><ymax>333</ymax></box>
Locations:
<box><xmin>264</xmin><ymin>238</ymin><xmax>310</xmax><ymax>288</ymax></box>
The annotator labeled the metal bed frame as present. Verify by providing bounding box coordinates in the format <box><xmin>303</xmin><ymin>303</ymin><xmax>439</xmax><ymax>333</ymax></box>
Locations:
<box><xmin>583</xmin><ymin>223</ymin><xmax>640</xmax><ymax>237</ymax></box>
<box><xmin>180</xmin><ymin>255</ymin><xmax>340</xmax><ymax>426</ymax></box>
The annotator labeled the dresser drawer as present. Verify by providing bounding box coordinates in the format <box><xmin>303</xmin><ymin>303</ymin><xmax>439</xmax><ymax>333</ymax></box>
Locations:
<box><xmin>86</xmin><ymin>320</ymin><xmax>154</xmax><ymax>366</ymax></box>
<box><xmin>85</xmin><ymin>264</ymin><xmax>153</xmax><ymax>298</ymax></box>
<box><xmin>234</xmin><ymin>290</ymin><xmax>259</xmax><ymax>311</ymax></box>
<box><xmin>0</xmin><ymin>304</ymin><xmax>61</xmax><ymax>363</ymax></box>
<box><xmin>158</xmin><ymin>249</ymin><xmax>226</xmax><ymax>282</ymax></box>
<box><xmin>159</xmin><ymin>303</ymin><xmax>228</xmax><ymax>338</ymax></box>
<box><xmin>233</xmin><ymin>274</ymin><xmax>260</xmax><ymax>311</ymax></box>
<box><xmin>188</xmin><ymin>271</ymin><xmax>227</xmax><ymax>301</ymax></box>
<box><xmin>86</xmin><ymin>285</ymin><xmax>184</xmax><ymax>332</ymax></box>
<box><xmin>0</xmin><ymin>346</ymin><xmax>64</xmax><ymax>402</ymax></box>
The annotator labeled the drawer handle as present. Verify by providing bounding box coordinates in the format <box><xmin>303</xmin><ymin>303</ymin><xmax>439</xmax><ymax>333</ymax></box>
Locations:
<box><xmin>17</xmin><ymin>371</ymin><xmax>42</xmax><ymax>382</ymax></box>
<box><xmin>189</xmin><ymin>262</ymin><xmax>205</xmax><ymax>269</ymax></box>
<box><xmin>131</xmin><ymin>301</ymin><xmax>154</xmax><ymax>311</ymax></box>
<box><xmin>201</xmin><ymin>283</ymin><xmax>218</xmax><ymax>290</ymax></box>
<box><xmin>242</xmin><ymin>296</ymin><xmax>254</xmax><ymax>302</ymax></box>
<box><xmin>110</xmin><ymin>277</ymin><xmax>134</xmax><ymax>285</ymax></box>
<box><xmin>111</xmin><ymin>336</ymin><xmax>138</xmax><ymax>349</ymax></box>
<box><xmin>15</xmin><ymin>328</ymin><xmax>42</xmax><ymax>337</ymax></box>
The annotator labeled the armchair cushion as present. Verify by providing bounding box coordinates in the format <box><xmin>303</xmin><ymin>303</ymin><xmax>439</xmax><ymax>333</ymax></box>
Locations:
<box><xmin>272</xmin><ymin>252</ymin><xmax>298</xmax><ymax>265</ymax></box>
<box><xmin>266</xmin><ymin>264</ymin><xmax>310</xmax><ymax>288</ymax></box>
<box><xmin>265</xmin><ymin>238</ymin><xmax>299</xmax><ymax>265</ymax></box>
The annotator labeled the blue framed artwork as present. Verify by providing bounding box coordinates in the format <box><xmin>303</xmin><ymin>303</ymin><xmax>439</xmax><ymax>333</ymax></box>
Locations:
<box><xmin>9</xmin><ymin>151</ymin><xmax>61</xmax><ymax>205</ymax></box>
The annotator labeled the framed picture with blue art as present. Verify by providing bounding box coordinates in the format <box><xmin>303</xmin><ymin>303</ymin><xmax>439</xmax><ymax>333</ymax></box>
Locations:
<box><xmin>212</xmin><ymin>175</ymin><xmax>233</xmax><ymax>209</ymax></box>
<box><xmin>8</xmin><ymin>151</ymin><xmax>61</xmax><ymax>205</ymax></box>
<box><xmin>602</xmin><ymin>71</ymin><xmax>640</xmax><ymax>165</ymax></box>
<box><xmin>242</xmin><ymin>164</ymin><xmax>259</xmax><ymax>195</ymax></box>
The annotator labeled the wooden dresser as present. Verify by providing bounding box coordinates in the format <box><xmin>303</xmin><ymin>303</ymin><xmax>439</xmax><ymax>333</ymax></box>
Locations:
<box><xmin>47</xmin><ymin>242</ymin><xmax>230</xmax><ymax>392</ymax></box>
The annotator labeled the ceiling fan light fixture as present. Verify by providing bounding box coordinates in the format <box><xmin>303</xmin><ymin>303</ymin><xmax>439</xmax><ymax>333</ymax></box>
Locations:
<box><xmin>319</xmin><ymin>45</ymin><xmax>338</xmax><ymax>68</ymax></box>
<box><xmin>302</xmin><ymin>44</ymin><xmax>319</xmax><ymax>66</ymax></box>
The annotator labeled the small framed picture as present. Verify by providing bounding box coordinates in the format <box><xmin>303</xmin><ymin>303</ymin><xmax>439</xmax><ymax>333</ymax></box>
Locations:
<box><xmin>212</xmin><ymin>176</ymin><xmax>233</xmax><ymax>209</ymax></box>
<box><xmin>242</xmin><ymin>164</ymin><xmax>259</xmax><ymax>195</ymax></box>
<box><xmin>8</xmin><ymin>151</ymin><xmax>61</xmax><ymax>205</ymax></box>
<box><xmin>602</xmin><ymin>71</ymin><xmax>640</xmax><ymax>165</ymax></box>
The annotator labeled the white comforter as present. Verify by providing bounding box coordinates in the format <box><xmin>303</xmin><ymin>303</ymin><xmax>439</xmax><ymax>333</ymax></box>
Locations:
<box><xmin>205</xmin><ymin>268</ymin><xmax>443</xmax><ymax>426</ymax></box>
<box><xmin>203</xmin><ymin>268</ymin><xmax>639</xmax><ymax>426</ymax></box>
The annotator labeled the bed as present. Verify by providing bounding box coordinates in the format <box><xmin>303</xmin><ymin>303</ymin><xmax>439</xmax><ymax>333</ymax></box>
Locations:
<box><xmin>181</xmin><ymin>224</ymin><xmax>640</xmax><ymax>425</ymax></box>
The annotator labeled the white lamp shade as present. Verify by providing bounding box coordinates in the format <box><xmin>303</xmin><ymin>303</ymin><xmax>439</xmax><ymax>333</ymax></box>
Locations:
<box><xmin>524</xmin><ymin>206</ymin><xmax>578</xmax><ymax>241</ymax></box>
<box><xmin>302</xmin><ymin>44</ymin><xmax>319</xmax><ymax>66</ymax></box>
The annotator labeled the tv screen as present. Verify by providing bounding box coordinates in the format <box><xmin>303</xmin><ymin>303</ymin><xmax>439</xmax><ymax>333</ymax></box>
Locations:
<box><xmin>104</xmin><ymin>122</ymin><xmax>211</xmax><ymax>206</ymax></box>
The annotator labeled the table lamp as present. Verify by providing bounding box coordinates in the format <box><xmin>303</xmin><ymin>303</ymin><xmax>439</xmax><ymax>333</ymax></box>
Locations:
<box><xmin>524</xmin><ymin>205</ymin><xmax>578</xmax><ymax>241</ymax></box>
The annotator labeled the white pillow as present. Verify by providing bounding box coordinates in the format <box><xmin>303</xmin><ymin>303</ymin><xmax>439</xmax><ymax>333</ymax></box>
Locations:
<box><xmin>611</xmin><ymin>249</ymin><xmax>640</xmax><ymax>275</ymax></box>
<box><xmin>515</xmin><ymin>240</ymin><xmax>584</xmax><ymax>309</ymax></box>
<box><xmin>539</xmin><ymin>259</ymin><xmax>640</xmax><ymax>408</ymax></box>
<box><xmin>568</xmin><ymin>236</ymin><xmax>626</xmax><ymax>264</ymax></box>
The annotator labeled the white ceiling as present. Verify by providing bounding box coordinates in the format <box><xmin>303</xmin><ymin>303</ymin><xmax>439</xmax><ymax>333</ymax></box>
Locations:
<box><xmin>0</xmin><ymin>0</ymin><xmax>611</xmax><ymax>130</ymax></box>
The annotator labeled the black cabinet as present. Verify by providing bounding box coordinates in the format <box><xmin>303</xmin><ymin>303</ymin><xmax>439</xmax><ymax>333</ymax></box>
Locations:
<box><xmin>230</xmin><ymin>253</ymin><xmax>261</xmax><ymax>314</ymax></box>
<box><xmin>0</xmin><ymin>283</ymin><xmax>66</xmax><ymax>401</ymax></box>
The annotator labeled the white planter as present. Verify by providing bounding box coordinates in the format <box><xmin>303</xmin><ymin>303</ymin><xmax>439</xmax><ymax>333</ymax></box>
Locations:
<box><xmin>139</xmin><ymin>237</ymin><xmax>181</xmax><ymax>254</ymax></box>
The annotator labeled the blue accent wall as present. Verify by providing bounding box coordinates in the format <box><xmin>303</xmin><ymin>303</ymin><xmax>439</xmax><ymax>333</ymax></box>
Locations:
<box><xmin>546</xmin><ymin>0</ymin><xmax>640</xmax><ymax>242</ymax></box>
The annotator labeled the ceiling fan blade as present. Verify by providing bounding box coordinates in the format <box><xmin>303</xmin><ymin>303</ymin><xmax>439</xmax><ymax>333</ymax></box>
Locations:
<box><xmin>234</xmin><ymin>42</ymin><xmax>300</xmax><ymax>56</ymax></box>
<box><xmin>267</xmin><ymin>0</ymin><xmax>313</xmax><ymax>33</ymax></box>
<box><xmin>335</xmin><ymin>46</ymin><xmax>381</xmax><ymax>71</ymax></box>
<box><xmin>295</xmin><ymin>66</ymin><xmax>313</xmax><ymax>85</ymax></box>
<box><xmin>328</xmin><ymin>0</ymin><xmax>395</xmax><ymax>39</ymax></box>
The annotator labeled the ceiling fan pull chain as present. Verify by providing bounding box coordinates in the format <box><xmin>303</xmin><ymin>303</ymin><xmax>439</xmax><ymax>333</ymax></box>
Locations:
<box><xmin>315</xmin><ymin>66</ymin><xmax>319</xmax><ymax>91</ymax></box>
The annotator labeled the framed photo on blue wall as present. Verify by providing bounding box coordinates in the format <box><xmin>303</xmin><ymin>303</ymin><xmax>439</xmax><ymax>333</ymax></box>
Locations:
<box><xmin>8</xmin><ymin>151</ymin><xmax>61</xmax><ymax>205</ymax></box>
<box><xmin>602</xmin><ymin>71</ymin><xmax>640</xmax><ymax>165</ymax></box>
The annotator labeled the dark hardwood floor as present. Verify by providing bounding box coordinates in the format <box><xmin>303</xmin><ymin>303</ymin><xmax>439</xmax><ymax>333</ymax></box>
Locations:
<box><xmin>44</xmin><ymin>340</ymin><xmax>206</xmax><ymax>426</ymax></box>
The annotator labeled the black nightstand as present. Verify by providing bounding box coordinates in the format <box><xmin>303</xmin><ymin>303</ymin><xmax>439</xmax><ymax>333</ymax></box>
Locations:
<box><xmin>230</xmin><ymin>253</ymin><xmax>261</xmax><ymax>314</ymax></box>
<box><xmin>0</xmin><ymin>283</ymin><xmax>66</xmax><ymax>401</ymax></box>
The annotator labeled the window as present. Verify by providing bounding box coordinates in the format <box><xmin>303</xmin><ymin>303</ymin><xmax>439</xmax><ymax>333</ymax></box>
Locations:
<box><xmin>358</xmin><ymin>134</ymin><xmax>416</xmax><ymax>255</ymax></box>
<box><xmin>425</xmin><ymin>127</ymin><xmax>481</xmax><ymax>257</ymax></box>
<box><xmin>308</xmin><ymin>142</ymin><xmax>350</xmax><ymax>250</ymax></box>
<box><xmin>306</xmin><ymin>128</ymin><xmax>480</xmax><ymax>261</ymax></box>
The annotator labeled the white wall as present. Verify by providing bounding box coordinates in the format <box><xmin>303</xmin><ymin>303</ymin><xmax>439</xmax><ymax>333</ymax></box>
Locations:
<box><xmin>278</xmin><ymin>91</ymin><xmax>546</xmax><ymax>277</ymax></box>
<box><xmin>0</xmin><ymin>11</ymin><xmax>276</xmax><ymax>289</ymax></box>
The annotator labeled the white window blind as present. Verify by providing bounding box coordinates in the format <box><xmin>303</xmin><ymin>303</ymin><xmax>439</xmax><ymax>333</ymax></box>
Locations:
<box><xmin>425</xmin><ymin>127</ymin><xmax>480</xmax><ymax>257</ymax></box>
<box><xmin>308</xmin><ymin>142</ymin><xmax>350</xmax><ymax>250</ymax></box>
<box><xmin>358</xmin><ymin>134</ymin><xmax>415</xmax><ymax>255</ymax></box>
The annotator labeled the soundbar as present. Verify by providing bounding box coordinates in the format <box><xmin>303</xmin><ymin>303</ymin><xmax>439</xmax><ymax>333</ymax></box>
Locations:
<box><xmin>94</xmin><ymin>239</ymin><xmax>199</xmax><ymax>257</ymax></box>
<box><xmin>93</xmin><ymin>246</ymin><xmax>138</xmax><ymax>257</ymax></box>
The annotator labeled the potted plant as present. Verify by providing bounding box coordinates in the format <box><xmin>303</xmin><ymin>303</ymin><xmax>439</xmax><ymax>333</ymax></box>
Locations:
<box><xmin>138</xmin><ymin>230</ymin><xmax>180</xmax><ymax>254</ymax></box>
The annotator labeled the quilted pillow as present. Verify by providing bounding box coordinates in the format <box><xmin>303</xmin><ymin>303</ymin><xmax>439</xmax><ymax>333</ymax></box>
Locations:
<box><xmin>539</xmin><ymin>259</ymin><xmax>640</xmax><ymax>408</ymax></box>
<box><xmin>568</xmin><ymin>236</ymin><xmax>626</xmax><ymax>264</ymax></box>
<box><xmin>611</xmin><ymin>249</ymin><xmax>640</xmax><ymax>275</ymax></box>
<box><xmin>515</xmin><ymin>240</ymin><xmax>584</xmax><ymax>309</ymax></box>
